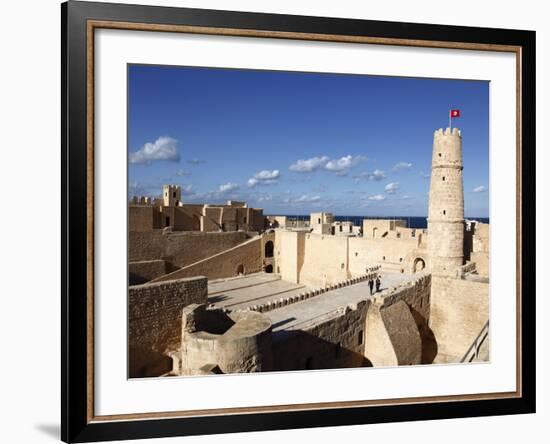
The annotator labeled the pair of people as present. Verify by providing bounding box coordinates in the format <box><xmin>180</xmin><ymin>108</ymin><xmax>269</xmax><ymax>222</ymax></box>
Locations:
<box><xmin>368</xmin><ymin>275</ymin><xmax>381</xmax><ymax>295</ymax></box>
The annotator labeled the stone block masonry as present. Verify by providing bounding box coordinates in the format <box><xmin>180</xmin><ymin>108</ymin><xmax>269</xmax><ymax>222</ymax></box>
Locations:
<box><xmin>151</xmin><ymin>236</ymin><xmax>263</xmax><ymax>282</ymax></box>
<box><xmin>429</xmin><ymin>275</ymin><xmax>489</xmax><ymax>363</ymax></box>
<box><xmin>128</xmin><ymin>276</ymin><xmax>208</xmax><ymax>377</ymax></box>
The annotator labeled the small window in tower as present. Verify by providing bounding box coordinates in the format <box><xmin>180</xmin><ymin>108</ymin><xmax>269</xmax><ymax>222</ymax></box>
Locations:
<box><xmin>382</xmin><ymin>256</ymin><xmax>386</xmax><ymax>260</ymax></box>
<box><xmin>358</xmin><ymin>330</ymin><xmax>364</xmax><ymax>345</ymax></box>
<box><xmin>339</xmin><ymin>225</ymin><xmax>343</xmax><ymax>232</ymax></box>
<box><xmin>400</xmin><ymin>257</ymin><xmax>403</xmax><ymax>262</ymax></box>
<box><xmin>244</xmin><ymin>217</ymin><xmax>247</xmax><ymax>224</ymax></box>
<box><xmin>438</xmin><ymin>153</ymin><xmax>442</xmax><ymax>157</ymax></box>
<box><xmin>443</xmin><ymin>210</ymin><xmax>446</xmax><ymax>215</ymax></box>
<box><xmin>173</xmin><ymin>191</ymin><xmax>176</xmax><ymax>198</ymax></box>
<box><xmin>442</xmin><ymin>176</ymin><xmax>446</xmax><ymax>181</ymax></box>
<box><xmin>318</xmin><ymin>218</ymin><xmax>321</xmax><ymax>224</ymax></box>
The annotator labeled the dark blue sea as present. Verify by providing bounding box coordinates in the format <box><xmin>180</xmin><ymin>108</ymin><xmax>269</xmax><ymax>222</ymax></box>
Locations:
<box><xmin>284</xmin><ymin>215</ymin><xmax>489</xmax><ymax>229</ymax></box>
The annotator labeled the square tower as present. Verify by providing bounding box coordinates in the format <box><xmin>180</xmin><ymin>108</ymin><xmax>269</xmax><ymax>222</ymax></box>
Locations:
<box><xmin>162</xmin><ymin>184</ymin><xmax>181</xmax><ymax>207</ymax></box>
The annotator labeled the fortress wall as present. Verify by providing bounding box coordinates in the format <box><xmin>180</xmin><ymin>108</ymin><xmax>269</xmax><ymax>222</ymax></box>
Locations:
<box><xmin>128</xmin><ymin>230</ymin><xmax>250</xmax><ymax>268</ymax></box>
<box><xmin>348</xmin><ymin>237</ymin><xmax>420</xmax><ymax>275</ymax></box>
<box><xmin>151</xmin><ymin>236</ymin><xmax>263</xmax><ymax>282</ymax></box>
<box><xmin>271</xmin><ymin>300</ymin><xmax>370</xmax><ymax>371</ymax></box>
<box><xmin>298</xmin><ymin>233</ymin><xmax>349</xmax><ymax>287</ymax></box>
<box><xmin>129</xmin><ymin>205</ymin><xmax>158</xmax><ymax>231</ymax></box>
<box><xmin>128</xmin><ymin>276</ymin><xmax>208</xmax><ymax>377</ymax></box>
<box><xmin>429</xmin><ymin>276</ymin><xmax>489</xmax><ymax>363</ymax></box>
<box><xmin>471</xmin><ymin>222</ymin><xmax>490</xmax><ymax>277</ymax></box>
<box><xmin>129</xmin><ymin>259</ymin><xmax>166</xmax><ymax>285</ymax></box>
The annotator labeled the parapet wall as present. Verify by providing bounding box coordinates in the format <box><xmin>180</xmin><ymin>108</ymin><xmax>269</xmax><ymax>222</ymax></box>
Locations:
<box><xmin>128</xmin><ymin>276</ymin><xmax>208</xmax><ymax>377</ymax></box>
<box><xmin>272</xmin><ymin>300</ymin><xmax>370</xmax><ymax>371</ymax></box>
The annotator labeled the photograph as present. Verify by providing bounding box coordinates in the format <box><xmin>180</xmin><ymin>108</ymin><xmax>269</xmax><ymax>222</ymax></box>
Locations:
<box><xmin>126</xmin><ymin>64</ymin><xmax>490</xmax><ymax>378</ymax></box>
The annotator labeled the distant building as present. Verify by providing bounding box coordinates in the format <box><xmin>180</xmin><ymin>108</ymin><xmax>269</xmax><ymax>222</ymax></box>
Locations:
<box><xmin>129</xmin><ymin>185</ymin><xmax>265</xmax><ymax>233</ymax></box>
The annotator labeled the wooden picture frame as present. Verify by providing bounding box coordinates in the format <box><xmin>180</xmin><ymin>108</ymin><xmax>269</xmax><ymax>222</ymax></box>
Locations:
<box><xmin>62</xmin><ymin>1</ymin><xmax>536</xmax><ymax>442</ymax></box>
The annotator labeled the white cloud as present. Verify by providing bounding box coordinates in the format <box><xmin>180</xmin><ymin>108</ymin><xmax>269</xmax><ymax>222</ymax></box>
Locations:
<box><xmin>385</xmin><ymin>182</ymin><xmax>400</xmax><ymax>194</ymax></box>
<box><xmin>129</xmin><ymin>136</ymin><xmax>179</xmax><ymax>165</ymax></box>
<box><xmin>420</xmin><ymin>172</ymin><xmax>431</xmax><ymax>179</ymax></box>
<box><xmin>289</xmin><ymin>156</ymin><xmax>329</xmax><ymax>172</ymax></box>
<box><xmin>324</xmin><ymin>155</ymin><xmax>366</xmax><ymax>172</ymax></box>
<box><xmin>370</xmin><ymin>169</ymin><xmax>386</xmax><ymax>181</ymax></box>
<box><xmin>187</xmin><ymin>158</ymin><xmax>204</xmax><ymax>165</ymax></box>
<box><xmin>473</xmin><ymin>185</ymin><xmax>487</xmax><ymax>193</ymax></box>
<box><xmin>176</xmin><ymin>169</ymin><xmax>191</xmax><ymax>177</ymax></box>
<box><xmin>353</xmin><ymin>169</ymin><xmax>386</xmax><ymax>182</ymax></box>
<box><xmin>392</xmin><ymin>161</ymin><xmax>413</xmax><ymax>171</ymax></box>
<box><xmin>283</xmin><ymin>194</ymin><xmax>321</xmax><ymax>204</ymax></box>
<box><xmin>368</xmin><ymin>194</ymin><xmax>386</xmax><ymax>201</ymax></box>
<box><xmin>219</xmin><ymin>182</ymin><xmax>239</xmax><ymax>193</ymax></box>
<box><xmin>247</xmin><ymin>170</ymin><xmax>280</xmax><ymax>187</ymax></box>
<box><xmin>289</xmin><ymin>154</ymin><xmax>366</xmax><ymax>174</ymax></box>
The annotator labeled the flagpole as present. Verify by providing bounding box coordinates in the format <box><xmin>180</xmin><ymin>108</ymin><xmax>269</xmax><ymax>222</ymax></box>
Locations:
<box><xmin>449</xmin><ymin>108</ymin><xmax>451</xmax><ymax>130</ymax></box>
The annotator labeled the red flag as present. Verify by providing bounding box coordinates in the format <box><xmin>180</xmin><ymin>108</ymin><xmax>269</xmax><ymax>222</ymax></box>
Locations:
<box><xmin>450</xmin><ymin>109</ymin><xmax>460</xmax><ymax>118</ymax></box>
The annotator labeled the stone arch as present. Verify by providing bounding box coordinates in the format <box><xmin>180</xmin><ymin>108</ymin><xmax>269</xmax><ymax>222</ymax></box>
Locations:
<box><xmin>373</xmin><ymin>227</ymin><xmax>378</xmax><ymax>238</ymax></box>
<box><xmin>413</xmin><ymin>257</ymin><xmax>426</xmax><ymax>273</ymax></box>
<box><xmin>192</xmin><ymin>214</ymin><xmax>200</xmax><ymax>231</ymax></box>
<box><xmin>236</xmin><ymin>264</ymin><xmax>245</xmax><ymax>275</ymax></box>
<box><xmin>265</xmin><ymin>240</ymin><xmax>274</xmax><ymax>258</ymax></box>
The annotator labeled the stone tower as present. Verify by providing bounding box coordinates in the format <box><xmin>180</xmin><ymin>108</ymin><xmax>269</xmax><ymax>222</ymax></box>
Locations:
<box><xmin>162</xmin><ymin>184</ymin><xmax>181</xmax><ymax>207</ymax></box>
<box><xmin>427</xmin><ymin>127</ymin><xmax>465</xmax><ymax>275</ymax></box>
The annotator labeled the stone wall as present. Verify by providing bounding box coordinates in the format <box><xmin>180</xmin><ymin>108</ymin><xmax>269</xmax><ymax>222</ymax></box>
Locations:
<box><xmin>129</xmin><ymin>206</ymin><xmax>159</xmax><ymax>232</ymax></box>
<box><xmin>128</xmin><ymin>230</ymin><xmax>250</xmax><ymax>269</ymax></box>
<box><xmin>299</xmin><ymin>233</ymin><xmax>350</xmax><ymax>287</ymax></box>
<box><xmin>429</xmin><ymin>275</ymin><xmax>489</xmax><ymax>363</ymax></box>
<box><xmin>128</xmin><ymin>276</ymin><xmax>208</xmax><ymax>377</ymax></box>
<box><xmin>151</xmin><ymin>236</ymin><xmax>263</xmax><ymax>282</ymax></box>
<box><xmin>271</xmin><ymin>300</ymin><xmax>370</xmax><ymax>371</ymax></box>
<box><xmin>348</xmin><ymin>236</ymin><xmax>422</xmax><ymax>275</ymax></box>
<box><xmin>128</xmin><ymin>259</ymin><xmax>166</xmax><ymax>285</ymax></box>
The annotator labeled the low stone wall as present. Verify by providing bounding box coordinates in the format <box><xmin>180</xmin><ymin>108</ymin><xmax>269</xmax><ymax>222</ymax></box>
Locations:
<box><xmin>129</xmin><ymin>259</ymin><xmax>166</xmax><ymax>285</ymax></box>
<box><xmin>128</xmin><ymin>276</ymin><xmax>208</xmax><ymax>377</ymax></box>
<box><xmin>272</xmin><ymin>300</ymin><xmax>371</xmax><ymax>371</ymax></box>
<box><xmin>151</xmin><ymin>236</ymin><xmax>262</xmax><ymax>282</ymax></box>
<box><xmin>174</xmin><ymin>304</ymin><xmax>273</xmax><ymax>376</ymax></box>
<box><xmin>247</xmin><ymin>269</ymin><xmax>381</xmax><ymax>314</ymax></box>
<box><xmin>429</xmin><ymin>275</ymin><xmax>489</xmax><ymax>363</ymax></box>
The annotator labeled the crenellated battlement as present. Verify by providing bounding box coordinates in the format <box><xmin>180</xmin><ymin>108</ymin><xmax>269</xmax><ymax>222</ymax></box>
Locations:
<box><xmin>434</xmin><ymin>127</ymin><xmax>461</xmax><ymax>138</ymax></box>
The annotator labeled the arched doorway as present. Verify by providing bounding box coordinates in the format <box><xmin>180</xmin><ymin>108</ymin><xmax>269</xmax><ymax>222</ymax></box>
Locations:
<box><xmin>265</xmin><ymin>240</ymin><xmax>274</xmax><ymax>258</ymax></box>
<box><xmin>192</xmin><ymin>214</ymin><xmax>200</xmax><ymax>231</ymax></box>
<box><xmin>414</xmin><ymin>258</ymin><xmax>426</xmax><ymax>273</ymax></box>
<box><xmin>373</xmin><ymin>227</ymin><xmax>378</xmax><ymax>238</ymax></box>
<box><xmin>236</xmin><ymin>264</ymin><xmax>245</xmax><ymax>275</ymax></box>
<box><xmin>265</xmin><ymin>264</ymin><xmax>273</xmax><ymax>273</ymax></box>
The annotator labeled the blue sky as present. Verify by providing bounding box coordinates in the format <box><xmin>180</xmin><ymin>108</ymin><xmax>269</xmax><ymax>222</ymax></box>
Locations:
<box><xmin>128</xmin><ymin>64</ymin><xmax>489</xmax><ymax>217</ymax></box>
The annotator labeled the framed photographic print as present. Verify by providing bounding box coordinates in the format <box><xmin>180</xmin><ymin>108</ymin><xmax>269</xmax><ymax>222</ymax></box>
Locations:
<box><xmin>61</xmin><ymin>0</ymin><xmax>536</xmax><ymax>442</ymax></box>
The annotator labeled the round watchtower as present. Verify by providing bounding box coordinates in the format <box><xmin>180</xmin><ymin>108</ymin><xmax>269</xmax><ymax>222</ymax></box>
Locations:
<box><xmin>427</xmin><ymin>127</ymin><xmax>465</xmax><ymax>275</ymax></box>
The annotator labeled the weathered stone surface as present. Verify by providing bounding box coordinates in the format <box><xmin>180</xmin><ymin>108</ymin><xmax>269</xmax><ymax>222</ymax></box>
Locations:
<box><xmin>381</xmin><ymin>300</ymin><xmax>422</xmax><ymax>365</ymax></box>
<box><xmin>128</xmin><ymin>276</ymin><xmax>208</xmax><ymax>377</ymax></box>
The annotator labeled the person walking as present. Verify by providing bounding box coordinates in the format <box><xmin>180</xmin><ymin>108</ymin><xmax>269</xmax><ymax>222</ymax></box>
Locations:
<box><xmin>375</xmin><ymin>275</ymin><xmax>381</xmax><ymax>293</ymax></box>
<box><xmin>368</xmin><ymin>277</ymin><xmax>374</xmax><ymax>295</ymax></box>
